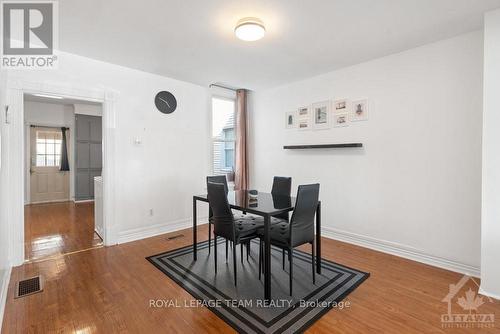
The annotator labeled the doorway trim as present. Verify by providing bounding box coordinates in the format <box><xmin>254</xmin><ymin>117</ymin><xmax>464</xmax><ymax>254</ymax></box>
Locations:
<box><xmin>5</xmin><ymin>78</ymin><xmax>117</xmax><ymax>265</ymax></box>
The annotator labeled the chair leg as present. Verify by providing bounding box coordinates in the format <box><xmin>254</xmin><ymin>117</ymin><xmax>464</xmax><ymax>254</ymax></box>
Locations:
<box><xmin>246</xmin><ymin>241</ymin><xmax>250</xmax><ymax>261</ymax></box>
<box><xmin>214</xmin><ymin>236</ymin><xmax>217</xmax><ymax>274</ymax></box>
<box><xmin>258</xmin><ymin>239</ymin><xmax>262</xmax><ymax>280</ymax></box>
<box><xmin>233</xmin><ymin>242</ymin><xmax>237</xmax><ymax>286</ymax></box>
<box><xmin>208</xmin><ymin>223</ymin><xmax>211</xmax><ymax>254</ymax></box>
<box><xmin>225</xmin><ymin>239</ymin><xmax>228</xmax><ymax>261</ymax></box>
<box><xmin>311</xmin><ymin>241</ymin><xmax>315</xmax><ymax>285</ymax></box>
<box><xmin>282</xmin><ymin>249</ymin><xmax>285</xmax><ymax>270</ymax></box>
<box><xmin>240</xmin><ymin>243</ymin><xmax>243</xmax><ymax>263</ymax></box>
<box><xmin>289</xmin><ymin>248</ymin><xmax>293</xmax><ymax>296</ymax></box>
<box><xmin>262</xmin><ymin>240</ymin><xmax>265</xmax><ymax>274</ymax></box>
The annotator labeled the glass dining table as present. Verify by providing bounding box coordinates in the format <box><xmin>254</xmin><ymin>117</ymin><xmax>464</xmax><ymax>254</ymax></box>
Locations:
<box><xmin>192</xmin><ymin>190</ymin><xmax>322</xmax><ymax>300</ymax></box>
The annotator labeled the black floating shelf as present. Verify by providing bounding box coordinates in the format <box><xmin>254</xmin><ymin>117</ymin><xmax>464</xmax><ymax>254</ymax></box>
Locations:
<box><xmin>283</xmin><ymin>143</ymin><xmax>363</xmax><ymax>149</ymax></box>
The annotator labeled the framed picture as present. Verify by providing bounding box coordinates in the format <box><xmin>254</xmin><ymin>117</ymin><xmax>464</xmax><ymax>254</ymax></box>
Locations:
<box><xmin>298</xmin><ymin>119</ymin><xmax>311</xmax><ymax>130</ymax></box>
<box><xmin>350</xmin><ymin>99</ymin><xmax>369</xmax><ymax>121</ymax></box>
<box><xmin>334</xmin><ymin>99</ymin><xmax>350</xmax><ymax>113</ymax></box>
<box><xmin>311</xmin><ymin>101</ymin><xmax>331</xmax><ymax>130</ymax></box>
<box><xmin>297</xmin><ymin>106</ymin><xmax>311</xmax><ymax>130</ymax></box>
<box><xmin>298</xmin><ymin>106</ymin><xmax>309</xmax><ymax>117</ymax></box>
<box><xmin>333</xmin><ymin>113</ymin><xmax>349</xmax><ymax>127</ymax></box>
<box><xmin>285</xmin><ymin>111</ymin><xmax>297</xmax><ymax>129</ymax></box>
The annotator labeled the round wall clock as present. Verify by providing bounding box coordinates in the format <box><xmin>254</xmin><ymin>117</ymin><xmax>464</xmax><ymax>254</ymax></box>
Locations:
<box><xmin>154</xmin><ymin>91</ymin><xmax>177</xmax><ymax>114</ymax></box>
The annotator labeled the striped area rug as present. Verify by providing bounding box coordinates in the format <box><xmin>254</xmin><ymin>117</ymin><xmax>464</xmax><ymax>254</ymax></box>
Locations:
<box><xmin>147</xmin><ymin>239</ymin><xmax>369</xmax><ymax>334</ymax></box>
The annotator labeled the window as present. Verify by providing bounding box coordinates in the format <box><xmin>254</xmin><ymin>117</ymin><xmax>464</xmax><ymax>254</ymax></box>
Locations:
<box><xmin>36</xmin><ymin>130</ymin><xmax>62</xmax><ymax>167</ymax></box>
<box><xmin>223</xmin><ymin>128</ymin><xmax>235</xmax><ymax>168</ymax></box>
<box><xmin>212</xmin><ymin>97</ymin><xmax>236</xmax><ymax>179</ymax></box>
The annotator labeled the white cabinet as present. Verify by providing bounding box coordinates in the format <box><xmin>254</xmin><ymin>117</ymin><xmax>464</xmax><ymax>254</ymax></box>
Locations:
<box><xmin>94</xmin><ymin>176</ymin><xmax>104</xmax><ymax>239</ymax></box>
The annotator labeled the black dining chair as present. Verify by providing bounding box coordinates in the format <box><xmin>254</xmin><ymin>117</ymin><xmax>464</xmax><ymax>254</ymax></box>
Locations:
<box><xmin>270</xmin><ymin>176</ymin><xmax>292</xmax><ymax>268</ymax></box>
<box><xmin>206</xmin><ymin>175</ymin><xmax>229</xmax><ymax>255</ymax></box>
<box><xmin>207</xmin><ymin>182</ymin><xmax>261</xmax><ymax>286</ymax></box>
<box><xmin>206</xmin><ymin>175</ymin><xmax>252</xmax><ymax>260</ymax></box>
<box><xmin>258</xmin><ymin>183</ymin><xmax>320</xmax><ymax>295</ymax></box>
<box><xmin>271</xmin><ymin>177</ymin><xmax>292</xmax><ymax>219</ymax></box>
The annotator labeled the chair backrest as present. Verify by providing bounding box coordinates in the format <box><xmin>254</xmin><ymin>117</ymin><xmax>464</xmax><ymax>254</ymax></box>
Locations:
<box><xmin>207</xmin><ymin>182</ymin><xmax>235</xmax><ymax>241</ymax></box>
<box><xmin>271</xmin><ymin>176</ymin><xmax>292</xmax><ymax>220</ymax></box>
<box><xmin>207</xmin><ymin>175</ymin><xmax>229</xmax><ymax>195</ymax></box>
<box><xmin>206</xmin><ymin>175</ymin><xmax>229</xmax><ymax>220</ymax></box>
<box><xmin>289</xmin><ymin>184</ymin><xmax>320</xmax><ymax>247</ymax></box>
<box><xmin>271</xmin><ymin>176</ymin><xmax>292</xmax><ymax>196</ymax></box>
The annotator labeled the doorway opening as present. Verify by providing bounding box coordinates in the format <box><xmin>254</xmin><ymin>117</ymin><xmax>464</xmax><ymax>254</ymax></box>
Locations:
<box><xmin>23</xmin><ymin>93</ymin><xmax>104</xmax><ymax>261</ymax></box>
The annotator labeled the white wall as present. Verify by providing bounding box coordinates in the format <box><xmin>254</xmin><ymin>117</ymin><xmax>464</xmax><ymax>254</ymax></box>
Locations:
<box><xmin>23</xmin><ymin>101</ymin><xmax>75</xmax><ymax>202</ymax></box>
<box><xmin>481</xmin><ymin>9</ymin><xmax>500</xmax><ymax>299</ymax></box>
<box><xmin>249</xmin><ymin>31</ymin><xmax>483</xmax><ymax>273</ymax></box>
<box><xmin>2</xmin><ymin>49</ymin><xmax>210</xmax><ymax>250</ymax></box>
<box><xmin>74</xmin><ymin>103</ymin><xmax>102</xmax><ymax>117</ymax></box>
<box><xmin>24</xmin><ymin>101</ymin><xmax>75</xmax><ymax>126</ymax></box>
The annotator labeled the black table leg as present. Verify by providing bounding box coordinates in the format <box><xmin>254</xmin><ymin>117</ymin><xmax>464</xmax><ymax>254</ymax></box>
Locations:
<box><xmin>193</xmin><ymin>197</ymin><xmax>197</xmax><ymax>261</ymax></box>
<box><xmin>316</xmin><ymin>201</ymin><xmax>321</xmax><ymax>274</ymax></box>
<box><xmin>264</xmin><ymin>214</ymin><xmax>271</xmax><ymax>300</ymax></box>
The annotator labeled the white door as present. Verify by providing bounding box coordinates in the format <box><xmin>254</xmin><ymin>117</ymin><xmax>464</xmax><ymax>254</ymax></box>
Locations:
<box><xmin>29</xmin><ymin>127</ymin><xmax>69</xmax><ymax>203</ymax></box>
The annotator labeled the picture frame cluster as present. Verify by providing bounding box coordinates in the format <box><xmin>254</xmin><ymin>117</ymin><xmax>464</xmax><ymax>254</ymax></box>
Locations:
<box><xmin>286</xmin><ymin>99</ymin><xmax>368</xmax><ymax>130</ymax></box>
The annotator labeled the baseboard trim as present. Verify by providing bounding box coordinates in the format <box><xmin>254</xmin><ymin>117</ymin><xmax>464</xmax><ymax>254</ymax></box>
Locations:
<box><xmin>117</xmin><ymin>217</ymin><xmax>208</xmax><ymax>244</ymax></box>
<box><xmin>28</xmin><ymin>199</ymin><xmax>72</xmax><ymax>205</ymax></box>
<box><xmin>322</xmin><ymin>227</ymin><xmax>480</xmax><ymax>277</ymax></box>
<box><xmin>0</xmin><ymin>266</ymin><xmax>12</xmax><ymax>332</ymax></box>
<box><xmin>478</xmin><ymin>287</ymin><xmax>500</xmax><ymax>301</ymax></box>
<box><xmin>73</xmin><ymin>199</ymin><xmax>94</xmax><ymax>204</ymax></box>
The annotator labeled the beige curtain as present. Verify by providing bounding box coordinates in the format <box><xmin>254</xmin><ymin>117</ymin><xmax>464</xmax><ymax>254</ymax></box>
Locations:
<box><xmin>234</xmin><ymin>89</ymin><xmax>248</xmax><ymax>190</ymax></box>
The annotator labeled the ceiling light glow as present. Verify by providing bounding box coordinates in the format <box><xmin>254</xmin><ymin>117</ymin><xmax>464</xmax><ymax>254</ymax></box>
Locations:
<box><xmin>235</xmin><ymin>18</ymin><xmax>265</xmax><ymax>41</ymax></box>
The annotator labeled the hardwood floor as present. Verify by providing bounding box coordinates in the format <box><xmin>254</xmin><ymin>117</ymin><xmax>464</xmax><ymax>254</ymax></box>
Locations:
<box><xmin>24</xmin><ymin>202</ymin><xmax>103</xmax><ymax>261</ymax></box>
<box><xmin>3</xmin><ymin>224</ymin><xmax>500</xmax><ymax>333</ymax></box>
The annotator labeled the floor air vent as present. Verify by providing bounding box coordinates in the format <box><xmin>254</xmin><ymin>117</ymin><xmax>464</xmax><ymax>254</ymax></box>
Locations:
<box><xmin>15</xmin><ymin>276</ymin><xmax>43</xmax><ymax>298</ymax></box>
<box><xmin>167</xmin><ymin>234</ymin><xmax>184</xmax><ymax>241</ymax></box>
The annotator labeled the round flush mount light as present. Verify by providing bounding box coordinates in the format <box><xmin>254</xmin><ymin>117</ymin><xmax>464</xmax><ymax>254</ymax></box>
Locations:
<box><xmin>235</xmin><ymin>17</ymin><xmax>265</xmax><ymax>41</ymax></box>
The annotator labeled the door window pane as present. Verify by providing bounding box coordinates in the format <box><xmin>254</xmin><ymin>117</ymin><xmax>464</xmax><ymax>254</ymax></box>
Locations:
<box><xmin>36</xmin><ymin>155</ymin><xmax>45</xmax><ymax>166</ymax></box>
<box><xmin>35</xmin><ymin>130</ymin><xmax>62</xmax><ymax>167</ymax></box>
<box><xmin>37</xmin><ymin>143</ymin><xmax>46</xmax><ymax>154</ymax></box>
<box><xmin>46</xmin><ymin>155</ymin><xmax>56</xmax><ymax>166</ymax></box>
<box><xmin>46</xmin><ymin>144</ymin><xmax>55</xmax><ymax>154</ymax></box>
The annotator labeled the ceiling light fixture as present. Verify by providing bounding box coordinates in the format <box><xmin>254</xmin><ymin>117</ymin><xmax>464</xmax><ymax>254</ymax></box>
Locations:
<box><xmin>32</xmin><ymin>94</ymin><xmax>63</xmax><ymax>99</ymax></box>
<box><xmin>235</xmin><ymin>17</ymin><xmax>265</xmax><ymax>41</ymax></box>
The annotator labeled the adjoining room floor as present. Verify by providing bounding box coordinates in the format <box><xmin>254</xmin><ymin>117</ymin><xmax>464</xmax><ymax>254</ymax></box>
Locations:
<box><xmin>3</xmin><ymin>225</ymin><xmax>500</xmax><ymax>333</ymax></box>
<box><xmin>24</xmin><ymin>201</ymin><xmax>103</xmax><ymax>261</ymax></box>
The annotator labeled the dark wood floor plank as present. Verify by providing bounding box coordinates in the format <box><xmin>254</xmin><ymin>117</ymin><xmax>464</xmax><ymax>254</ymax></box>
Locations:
<box><xmin>3</xmin><ymin>211</ymin><xmax>499</xmax><ymax>333</ymax></box>
<box><xmin>24</xmin><ymin>202</ymin><xmax>102</xmax><ymax>261</ymax></box>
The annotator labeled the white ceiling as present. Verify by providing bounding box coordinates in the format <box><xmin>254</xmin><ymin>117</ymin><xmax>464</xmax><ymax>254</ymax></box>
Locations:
<box><xmin>59</xmin><ymin>0</ymin><xmax>500</xmax><ymax>90</ymax></box>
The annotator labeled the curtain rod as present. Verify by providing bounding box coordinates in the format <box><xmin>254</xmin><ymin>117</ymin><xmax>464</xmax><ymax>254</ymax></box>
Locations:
<box><xmin>209</xmin><ymin>83</ymin><xmax>243</xmax><ymax>92</ymax></box>
<box><xmin>30</xmin><ymin>124</ymin><xmax>69</xmax><ymax>130</ymax></box>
